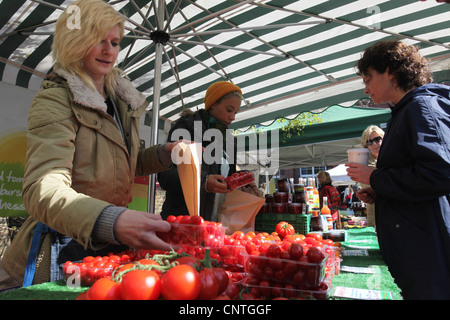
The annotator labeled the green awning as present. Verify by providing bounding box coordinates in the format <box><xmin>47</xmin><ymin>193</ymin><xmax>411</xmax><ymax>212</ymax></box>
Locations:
<box><xmin>0</xmin><ymin>0</ymin><xmax>448</xmax><ymax>132</ymax></box>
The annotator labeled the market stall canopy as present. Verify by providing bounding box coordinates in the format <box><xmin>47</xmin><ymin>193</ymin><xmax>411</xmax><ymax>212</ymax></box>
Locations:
<box><xmin>237</xmin><ymin>104</ymin><xmax>391</xmax><ymax>169</ymax></box>
<box><xmin>1</xmin><ymin>0</ymin><xmax>449</xmax><ymax>134</ymax></box>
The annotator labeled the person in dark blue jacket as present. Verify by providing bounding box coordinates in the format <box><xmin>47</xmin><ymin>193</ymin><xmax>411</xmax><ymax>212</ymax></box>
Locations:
<box><xmin>346</xmin><ymin>40</ymin><xmax>450</xmax><ymax>299</ymax></box>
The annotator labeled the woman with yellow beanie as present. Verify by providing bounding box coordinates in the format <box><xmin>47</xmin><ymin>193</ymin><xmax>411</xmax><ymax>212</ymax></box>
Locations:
<box><xmin>158</xmin><ymin>81</ymin><xmax>243</xmax><ymax>221</ymax></box>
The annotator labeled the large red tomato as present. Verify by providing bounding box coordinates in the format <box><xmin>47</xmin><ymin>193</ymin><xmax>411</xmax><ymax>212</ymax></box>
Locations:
<box><xmin>120</xmin><ymin>269</ymin><xmax>161</xmax><ymax>300</ymax></box>
<box><xmin>275</xmin><ymin>221</ymin><xmax>295</xmax><ymax>239</ymax></box>
<box><xmin>86</xmin><ymin>277</ymin><xmax>121</xmax><ymax>300</ymax></box>
<box><xmin>160</xmin><ymin>264</ymin><xmax>201</xmax><ymax>300</ymax></box>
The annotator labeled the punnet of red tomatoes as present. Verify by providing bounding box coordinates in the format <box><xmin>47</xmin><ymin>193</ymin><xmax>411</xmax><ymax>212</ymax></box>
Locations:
<box><xmin>63</xmin><ymin>251</ymin><xmax>134</xmax><ymax>287</ymax></box>
<box><xmin>67</xmin><ymin>217</ymin><xmax>341</xmax><ymax>300</ymax></box>
<box><xmin>217</xmin><ymin>221</ymin><xmax>341</xmax><ymax>300</ymax></box>
<box><xmin>224</xmin><ymin>171</ymin><xmax>254</xmax><ymax>190</ymax></box>
<box><xmin>156</xmin><ymin>214</ymin><xmax>225</xmax><ymax>249</ymax></box>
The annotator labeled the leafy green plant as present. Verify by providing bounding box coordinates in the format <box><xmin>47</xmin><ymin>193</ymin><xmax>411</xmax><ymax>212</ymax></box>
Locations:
<box><xmin>277</xmin><ymin>112</ymin><xmax>323</xmax><ymax>143</ymax></box>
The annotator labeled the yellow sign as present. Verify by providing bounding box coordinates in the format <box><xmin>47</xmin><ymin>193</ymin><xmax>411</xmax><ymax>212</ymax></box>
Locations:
<box><xmin>0</xmin><ymin>130</ymin><xmax>28</xmax><ymax>217</ymax></box>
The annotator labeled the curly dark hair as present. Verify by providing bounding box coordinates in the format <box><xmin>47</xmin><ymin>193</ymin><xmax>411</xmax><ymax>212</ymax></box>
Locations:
<box><xmin>356</xmin><ymin>40</ymin><xmax>433</xmax><ymax>92</ymax></box>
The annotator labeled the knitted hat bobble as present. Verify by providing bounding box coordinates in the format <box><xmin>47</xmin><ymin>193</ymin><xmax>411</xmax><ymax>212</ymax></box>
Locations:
<box><xmin>203</xmin><ymin>81</ymin><xmax>242</xmax><ymax>110</ymax></box>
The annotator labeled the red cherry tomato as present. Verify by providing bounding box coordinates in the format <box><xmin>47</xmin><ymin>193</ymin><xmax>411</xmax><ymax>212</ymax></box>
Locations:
<box><xmin>197</xmin><ymin>268</ymin><xmax>219</xmax><ymax>300</ymax></box>
<box><xmin>306</xmin><ymin>246</ymin><xmax>326</xmax><ymax>263</ymax></box>
<box><xmin>288</xmin><ymin>242</ymin><xmax>304</xmax><ymax>260</ymax></box>
<box><xmin>166</xmin><ymin>215</ymin><xmax>177</xmax><ymax>223</ymax></box>
<box><xmin>174</xmin><ymin>256</ymin><xmax>202</xmax><ymax>269</ymax></box>
<box><xmin>267</xmin><ymin>243</ymin><xmax>281</xmax><ymax>258</ymax></box>
<box><xmin>189</xmin><ymin>215</ymin><xmax>205</xmax><ymax>225</ymax></box>
<box><xmin>306</xmin><ymin>232</ymin><xmax>323</xmax><ymax>242</ymax></box>
<box><xmin>223</xmin><ymin>280</ymin><xmax>239</xmax><ymax>300</ymax></box>
<box><xmin>213</xmin><ymin>267</ymin><xmax>229</xmax><ymax>294</ymax></box>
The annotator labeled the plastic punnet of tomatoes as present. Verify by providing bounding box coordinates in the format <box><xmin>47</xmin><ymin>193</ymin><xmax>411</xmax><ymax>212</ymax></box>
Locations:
<box><xmin>323</xmin><ymin>245</ymin><xmax>342</xmax><ymax>276</ymax></box>
<box><xmin>224</xmin><ymin>171</ymin><xmax>254</xmax><ymax>190</ymax></box>
<box><xmin>63</xmin><ymin>255</ymin><xmax>124</xmax><ymax>286</ymax></box>
<box><xmin>239</xmin><ymin>273</ymin><xmax>333</xmax><ymax>300</ymax></box>
<box><xmin>212</xmin><ymin>244</ymin><xmax>246</xmax><ymax>273</ymax></box>
<box><xmin>157</xmin><ymin>215</ymin><xmax>226</xmax><ymax>249</ymax></box>
<box><xmin>242</xmin><ymin>248</ymin><xmax>329</xmax><ymax>288</ymax></box>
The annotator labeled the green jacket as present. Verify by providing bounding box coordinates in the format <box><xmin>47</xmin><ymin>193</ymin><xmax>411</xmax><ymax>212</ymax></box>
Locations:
<box><xmin>2</xmin><ymin>69</ymin><xmax>168</xmax><ymax>284</ymax></box>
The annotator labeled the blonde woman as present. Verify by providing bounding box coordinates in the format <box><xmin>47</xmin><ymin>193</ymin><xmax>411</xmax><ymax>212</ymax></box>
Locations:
<box><xmin>1</xmin><ymin>0</ymin><xmax>181</xmax><ymax>288</ymax></box>
<box><xmin>359</xmin><ymin>125</ymin><xmax>384</xmax><ymax>228</ymax></box>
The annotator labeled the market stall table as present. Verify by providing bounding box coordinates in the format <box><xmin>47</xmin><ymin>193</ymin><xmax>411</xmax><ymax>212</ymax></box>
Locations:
<box><xmin>0</xmin><ymin>228</ymin><xmax>402</xmax><ymax>300</ymax></box>
<box><xmin>331</xmin><ymin>227</ymin><xmax>402</xmax><ymax>300</ymax></box>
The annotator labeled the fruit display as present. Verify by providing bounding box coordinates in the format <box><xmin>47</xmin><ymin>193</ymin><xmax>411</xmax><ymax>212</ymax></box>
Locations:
<box><xmin>74</xmin><ymin>249</ymin><xmax>238</xmax><ymax>301</ymax></box>
<box><xmin>224</xmin><ymin>171</ymin><xmax>254</xmax><ymax>190</ymax></box>
<box><xmin>64</xmin><ymin>215</ymin><xmax>343</xmax><ymax>300</ymax></box>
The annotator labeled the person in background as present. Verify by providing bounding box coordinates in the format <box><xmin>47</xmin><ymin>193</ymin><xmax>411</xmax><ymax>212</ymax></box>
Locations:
<box><xmin>359</xmin><ymin>125</ymin><xmax>385</xmax><ymax>228</ymax></box>
<box><xmin>346</xmin><ymin>40</ymin><xmax>450</xmax><ymax>299</ymax></box>
<box><xmin>158</xmin><ymin>81</ymin><xmax>248</xmax><ymax>222</ymax></box>
<box><xmin>1</xmin><ymin>0</ymin><xmax>181</xmax><ymax>289</ymax></box>
<box><xmin>317</xmin><ymin>171</ymin><xmax>341</xmax><ymax>228</ymax></box>
<box><xmin>342</xmin><ymin>185</ymin><xmax>354</xmax><ymax>208</ymax></box>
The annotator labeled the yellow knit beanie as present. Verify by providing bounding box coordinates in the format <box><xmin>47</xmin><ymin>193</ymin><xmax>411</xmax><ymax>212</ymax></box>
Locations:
<box><xmin>203</xmin><ymin>81</ymin><xmax>242</xmax><ymax>110</ymax></box>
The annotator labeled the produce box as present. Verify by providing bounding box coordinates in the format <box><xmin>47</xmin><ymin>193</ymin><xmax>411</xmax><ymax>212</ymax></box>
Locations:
<box><xmin>224</xmin><ymin>171</ymin><xmax>254</xmax><ymax>190</ymax></box>
<box><xmin>239</xmin><ymin>274</ymin><xmax>332</xmax><ymax>300</ymax></box>
<box><xmin>63</xmin><ymin>254</ymin><xmax>130</xmax><ymax>286</ymax></box>
<box><xmin>240</xmin><ymin>248</ymin><xmax>331</xmax><ymax>300</ymax></box>
<box><xmin>242</xmin><ymin>250</ymin><xmax>329</xmax><ymax>287</ymax></box>
<box><xmin>212</xmin><ymin>244</ymin><xmax>246</xmax><ymax>274</ymax></box>
<box><xmin>158</xmin><ymin>220</ymin><xmax>226</xmax><ymax>249</ymax></box>
<box><xmin>255</xmin><ymin>213</ymin><xmax>310</xmax><ymax>235</ymax></box>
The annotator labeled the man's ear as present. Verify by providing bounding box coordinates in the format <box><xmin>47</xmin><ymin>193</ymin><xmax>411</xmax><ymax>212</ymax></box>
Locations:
<box><xmin>386</xmin><ymin>67</ymin><xmax>398</xmax><ymax>86</ymax></box>
<box><xmin>386</xmin><ymin>67</ymin><xmax>395</xmax><ymax>79</ymax></box>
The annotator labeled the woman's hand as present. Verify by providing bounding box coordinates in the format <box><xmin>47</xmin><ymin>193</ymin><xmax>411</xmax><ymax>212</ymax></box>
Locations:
<box><xmin>205</xmin><ymin>174</ymin><xmax>230</xmax><ymax>193</ymax></box>
<box><xmin>345</xmin><ymin>162</ymin><xmax>375</xmax><ymax>185</ymax></box>
<box><xmin>356</xmin><ymin>187</ymin><xmax>377</xmax><ymax>204</ymax></box>
<box><xmin>165</xmin><ymin>140</ymin><xmax>188</xmax><ymax>153</ymax></box>
<box><xmin>113</xmin><ymin>209</ymin><xmax>176</xmax><ymax>251</ymax></box>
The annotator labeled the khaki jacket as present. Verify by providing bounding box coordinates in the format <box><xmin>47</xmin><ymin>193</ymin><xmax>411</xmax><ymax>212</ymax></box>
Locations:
<box><xmin>2</xmin><ymin>69</ymin><xmax>168</xmax><ymax>283</ymax></box>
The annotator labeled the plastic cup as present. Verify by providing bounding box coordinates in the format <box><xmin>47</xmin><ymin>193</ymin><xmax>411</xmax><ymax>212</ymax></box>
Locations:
<box><xmin>347</xmin><ymin>148</ymin><xmax>369</xmax><ymax>165</ymax></box>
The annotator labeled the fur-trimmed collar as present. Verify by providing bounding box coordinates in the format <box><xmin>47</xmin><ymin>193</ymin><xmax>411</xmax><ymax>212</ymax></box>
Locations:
<box><xmin>55</xmin><ymin>68</ymin><xmax>146</xmax><ymax>112</ymax></box>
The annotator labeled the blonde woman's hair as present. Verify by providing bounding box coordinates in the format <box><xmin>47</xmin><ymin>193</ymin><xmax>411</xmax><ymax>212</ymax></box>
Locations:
<box><xmin>52</xmin><ymin>0</ymin><xmax>125</xmax><ymax>98</ymax></box>
<box><xmin>360</xmin><ymin>125</ymin><xmax>385</xmax><ymax>148</ymax></box>
<box><xmin>317</xmin><ymin>171</ymin><xmax>332</xmax><ymax>185</ymax></box>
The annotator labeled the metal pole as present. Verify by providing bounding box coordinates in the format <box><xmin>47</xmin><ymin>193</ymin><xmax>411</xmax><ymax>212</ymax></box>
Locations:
<box><xmin>148</xmin><ymin>0</ymin><xmax>165</xmax><ymax>213</ymax></box>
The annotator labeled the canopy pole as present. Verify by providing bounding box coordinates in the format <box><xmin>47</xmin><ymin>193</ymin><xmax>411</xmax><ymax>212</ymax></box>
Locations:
<box><xmin>148</xmin><ymin>0</ymin><xmax>165</xmax><ymax>214</ymax></box>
